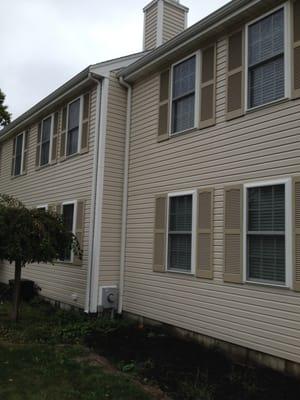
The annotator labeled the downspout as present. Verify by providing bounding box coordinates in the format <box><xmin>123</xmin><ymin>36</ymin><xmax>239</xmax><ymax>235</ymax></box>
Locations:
<box><xmin>118</xmin><ymin>76</ymin><xmax>132</xmax><ymax>314</ymax></box>
<box><xmin>85</xmin><ymin>73</ymin><xmax>102</xmax><ymax>313</ymax></box>
<box><xmin>85</xmin><ymin>72</ymin><xmax>111</xmax><ymax>313</ymax></box>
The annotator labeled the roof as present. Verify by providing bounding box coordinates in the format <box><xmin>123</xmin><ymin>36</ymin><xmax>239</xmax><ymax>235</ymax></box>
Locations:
<box><xmin>119</xmin><ymin>0</ymin><xmax>282</xmax><ymax>82</ymax></box>
<box><xmin>0</xmin><ymin>51</ymin><xmax>147</xmax><ymax>141</ymax></box>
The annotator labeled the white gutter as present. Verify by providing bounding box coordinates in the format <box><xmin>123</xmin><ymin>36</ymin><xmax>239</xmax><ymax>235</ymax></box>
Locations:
<box><xmin>118</xmin><ymin>76</ymin><xmax>132</xmax><ymax>314</ymax></box>
<box><xmin>85</xmin><ymin>75</ymin><xmax>110</xmax><ymax>313</ymax></box>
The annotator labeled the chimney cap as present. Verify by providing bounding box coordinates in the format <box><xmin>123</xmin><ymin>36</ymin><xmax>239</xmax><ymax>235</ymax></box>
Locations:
<box><xmin>143</xmin><ymin>0</ymin><xmax>189</xmax><ymax>13</ymax></box>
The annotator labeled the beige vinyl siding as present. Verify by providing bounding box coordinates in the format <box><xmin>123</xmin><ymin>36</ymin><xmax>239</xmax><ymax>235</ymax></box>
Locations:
<box><xmin>124</xmin><ymin>37</ymin><xmax>300</xmax><ymax>364</ymax></box>
<box><xmin>162</xmin><ymin>2</ymin><xmax>186</xmax><ymax>43</ymax></box>
<box><xmin>98</xmin><ymin>72</ymin><xmax>127</xmax><ymax>287</ymax></box>
<box><xmin>0</xmin><ymin>85</ymin><xmax>98</xmax><ymax>308</ymax></box>
<box><xmin>144</xmin><ymin>4</ymin><xmax>158</xmax><ymax>50</ymax></box>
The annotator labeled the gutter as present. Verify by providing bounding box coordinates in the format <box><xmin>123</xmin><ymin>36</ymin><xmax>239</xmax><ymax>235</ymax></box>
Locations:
<box><xmin>0</xmin><ymin>67</ymin><xmax>94</xmax><ymax>142</ymax></box>
<box><xmin>117</xmin><ymin>76</ymin><xmax>132</xmax><ymax>314</ymax></box>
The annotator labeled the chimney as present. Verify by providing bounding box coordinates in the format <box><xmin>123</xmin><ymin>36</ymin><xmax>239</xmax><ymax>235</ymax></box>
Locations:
<box><xmin>143</xmin><ymin>0</ymin><xmax>189</xmax><ymax>50</ymax></box>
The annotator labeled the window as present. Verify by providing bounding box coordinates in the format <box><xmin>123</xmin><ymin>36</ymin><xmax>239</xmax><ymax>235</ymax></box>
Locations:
<box><xmin>245</xmin><ymin>181</ymin><xmax>291</xmax><ymax>286</ymax></box>
<box><xmin>167</xmin><ymin>193</ymin><xmax>195</xmax><ymax>272</ymax></box>
<box><xmin>62</xmin><ymin>202</ymin><xmax>76</xmax><ymax>262</ymax></box>
<box><xmin>66</xmin><ymin>98</ymin><xmax>81</xmax><ymax>156</ymax></box>
<box><xmin>37</xmin><ymin>205</ymin><xmax>48</xmax><ymax>212</ymax></box>
<box><xmin>171</xmin><ymin>55</ymin><xmax>196</xmax><ymax>134</ymax></box>
<box><xmin>247</xmin><ymin>8</ymin><xmax>286</xmax><ymax>109</ymax></box>
<box><xmin>40</xmin><ymin>116</ymin><xmax>52</xmax><ymax>166</ymax></box>
<box><xmin>14</xmin><ymin>132</ymin><xmax>24</xmax><ymax>176</ymax></box>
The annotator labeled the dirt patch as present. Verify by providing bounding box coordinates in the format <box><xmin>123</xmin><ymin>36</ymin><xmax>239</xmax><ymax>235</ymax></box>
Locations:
<box><xmin>86</xmin><ymin>324</ymin><xmax>300</xmax><ymax>400</ymax></box>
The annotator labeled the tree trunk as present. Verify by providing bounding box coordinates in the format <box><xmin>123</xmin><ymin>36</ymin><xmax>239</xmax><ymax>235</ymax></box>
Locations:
<box><xmin>11</xmin><ymin>260</ymin><xmax>22</xmax><ymax>322</ymax></box>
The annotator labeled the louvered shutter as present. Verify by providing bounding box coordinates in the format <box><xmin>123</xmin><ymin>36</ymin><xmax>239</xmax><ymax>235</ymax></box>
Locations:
<box><xmin>60</xmin><ymin>106</ymin><xmax>67</xmax><ymax>159</ymax></box>
<box><xmin>293</xmin><ymin>177</ymin><xmax>300</xmax><ymax>291</ymax></box>
<box><xmin>51</xmin><ymin>112</ymin><xmax>59</xmax><ymax>163</ymax></box>
<box><xmin>74</xmin><ymin>201</ymin><xmax>85</xmax><ymax>265</ymax></box>
<box><xmin>80</xmin><ymin>93</ymin><xmax>90</xmax><ymax>153</ymax></box>
<box><xmin>293</xmin><ymin>0</ymin><xmax>300</xmax><ymax>99</ymax></box>
<box><xmin>158</xmin><ymin>70</ymin><xmax>170</xmax><ymax>142</ymax></box>
<box><xmin>224</xmin><ymin>185</ymin><xmax>243</xmax><ymax>283</ymax></box>
<box><xmin>196</xmin><ymin>188</ymin><xmax>213</xmax><ymax>279</ymax></box>
<box><xmin>11</xmin><ymin>137</ymin><xmax>16</xmax><ymax>176</ymax></box>
<box><xmin>153</xmin><ymin>194</ymin><xmax>167</xmax><ymax>272</ymax></box>
<box><xmin>200</xmin><ymin>45</ymin><xmax>216</xmax><ymax>128</ymax></box>
<box><xmin>22</xmin><ymin>129</ymin><xmax>29</xmax><ymax>174</ymax></box>
<box><xmin>56</xmin><ymin>204</ymin><xmax>62</xmax><ymax>215</ymax></box>
<box><xmin>35</xmin><ymin>123</ymin><xmax>42</xmax><ymax>168</ymax></box>
<box><xmin>226</xmin><ymin>30</ymin><xmax>244</xmax><ymax>120</ymax></box>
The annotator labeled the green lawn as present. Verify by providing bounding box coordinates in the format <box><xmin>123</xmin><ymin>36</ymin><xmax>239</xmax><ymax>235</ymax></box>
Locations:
<box><xmin>0</xmin><ymin>299</ymin><xmax>152</xmax><ymax>400</ymax></box>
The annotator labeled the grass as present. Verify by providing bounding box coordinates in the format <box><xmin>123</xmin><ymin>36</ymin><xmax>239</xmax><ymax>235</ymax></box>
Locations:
<box><xmin>0</xmin><ymin>297</ymin><xmax>152</xmax><ymax>400</ymax></box>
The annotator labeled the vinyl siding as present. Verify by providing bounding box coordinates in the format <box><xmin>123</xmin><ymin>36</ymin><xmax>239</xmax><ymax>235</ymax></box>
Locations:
<box><xmin>144</xmin><ymin>3</ymin><xmax>158</xmax><ymax>50</ymax></box>
<box><xmin>162</xmin><ymin>2</ymin><xmax>186</xmax><ymax>43</ymax></box>
<box><xmin>99</xmin><ymin>72</ymin><xmax>127</xmax><ymax>287</ymax></box>
<box><xmin>0</xmin><ymin>85</ymin><xmax>98</xmax><ymax>308</ymax></box>
<box><xmin>124</xmin><ymin>37</ymin><xmax>300</xmax><ymax>364</ymax></box>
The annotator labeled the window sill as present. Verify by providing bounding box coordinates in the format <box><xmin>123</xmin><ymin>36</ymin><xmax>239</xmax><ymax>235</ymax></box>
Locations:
<box><xmin>11</xmin><ymin>172</ymin><xmax>27</xmax><ymax>180</ymax></box>
<box><xmin>169</xmin><ymin>126</ymin><xmax>198</xmax><ymax>139</ymax></box>
<box><xmin>244</xmin><ymin>280</ymin><xmax>289</xmax><ymax>290</ymax></box>
<box><xmin>60</xmin><ymin>152</ymin><xmax>81</xmax><ymax>163</ymax></box>
<box><xmin>35</xmin><ymin>161</ymin><xmax>57</xmax><ymax>172</ymax></box>
<box><xmin>246</xmin><ymin>97</ymin><xmax>289</xmax><ymax>114</ymax></box>
<box><xmin>166</xmin><ymin>268</ymin><xmax>194</xmax><ymax>276</ymax></box>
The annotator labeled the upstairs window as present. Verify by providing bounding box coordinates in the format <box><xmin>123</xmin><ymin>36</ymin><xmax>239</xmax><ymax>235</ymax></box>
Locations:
<box><xmin>167</xmin><ymin>193</ymin><xmax>194</xmax><ymax>272</ymax></box>
<box><xmin>14</xmin><ymin>132</ymin><xmax>25</xmax><ymax>176</ymax></box>
<box><xmin>171</xmin><ymin>55</ymin><xmax>196</xmax><ymax>134</ymax></box>
<box><xmin>40</xmin><ymin>116</ymin><xmax>52</xmax><ymax>166</ymax></box>
<box><xmin>66</xmin><ymin>98</ymin><xmax>81</xmax><ymax>156</ymax></box>
<box><xmin>247</xmin><ymin>8</ymin><xmax>285</xmax><ymax>109</ymax></box>
<box><xmin>246</xmin><ymin>183</ymin><xmax>286</xmax><ymax>285</ymax></box>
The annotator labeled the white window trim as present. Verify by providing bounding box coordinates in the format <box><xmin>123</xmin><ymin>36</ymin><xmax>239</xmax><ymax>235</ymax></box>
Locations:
<box><xmin>165</xmin><ymin>190</ymin><xmax>197</xmax><ymax>274</ymax></box>
<box><xmin>37</xmin><ymin>204</ymin><xmax>48</xmax><ymax>211</ymax></box>
<box><xmin>40</xmin><ymin>114</ymin><xmax>54</xmax><ymax>167</ymax></box>
<box><xmin>169</xmin><ymin>52</ymin><xmax>200</xmax><ymax>136</ymax></box>
<box><xmin>244</xmin><ymin>2</ymin><xmax>291</xmax><ymax>112</ymax></box>
<box><xmin>14</xmin><ymin>131</ymin><xmax>25</xmax><ymax>176</ymax></box>
<box><xmin>65</xmin><ymin>96</ymin><xmax>83</xmax><ymax>156</ymax></box>
<box><xmin>62</xmin><ymin>200</ymin><xmax>77</xmax><ymax>264</ymax></box>
<box><xmin>243</xmin><ymin>178</ymin><xmax>292</xmax><ymax>288</ymax></box>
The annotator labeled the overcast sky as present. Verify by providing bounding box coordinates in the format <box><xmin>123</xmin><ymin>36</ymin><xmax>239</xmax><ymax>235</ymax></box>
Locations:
<box><xmin>1</xmin><ymin>0</ymin><xmax>228</xmax><ymax>119</ymax></box>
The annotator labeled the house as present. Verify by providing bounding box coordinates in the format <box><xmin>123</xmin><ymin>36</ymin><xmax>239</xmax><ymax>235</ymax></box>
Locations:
<box><xmin>1</xmin><ymin>0</ymin><xmax>300</xmax><ymax>374</ymax></box>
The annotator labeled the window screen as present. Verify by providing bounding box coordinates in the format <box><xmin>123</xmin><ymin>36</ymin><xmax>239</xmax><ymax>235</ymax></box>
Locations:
<box><xmin>67</xmin><ymin>99</ymin><xmax>80</xmax><ymax>156</ymax></box>
<box><xmin>248</xmin><ymin>8</ymin><xmax>285</xmax><ymax>108</ymax></box>
<box><xmin>247</xmin><ymin>184</ymin><xmax>285</xmax><ymax>284</ymax></box>
<box><xmin>14</xmin><ymin>133</ymin><xmax>24</xmax><ymax>176</ymax></box>
<box><xmin>168</xmin><ymin>195</ymin><xmax>192</xmax><ymax>272</ymax></box>
<box><xmin>40</xmin><ymin>116</ymin><xmax>52</xmax><ymax>166</ymax></box>
<box><xmin>171</xmin><ymin>56</ymin><xmax>196</xmax><ymax>134</ymax></box>
<box><xmin>62</xmin><ymin>203</ymin><xmax>75</xmax><ymax>261</ymax></box>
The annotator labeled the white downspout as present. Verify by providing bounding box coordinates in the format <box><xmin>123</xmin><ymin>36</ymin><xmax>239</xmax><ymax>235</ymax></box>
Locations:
<box><xmin>85</xmin><ymin>73</ymin><xmax>110</xmax><ymax>313</ymax></box>
<box><xmin>118</xmin><ymin>76</ymin><xmax>132</xmax><ymax>314</ymax></box>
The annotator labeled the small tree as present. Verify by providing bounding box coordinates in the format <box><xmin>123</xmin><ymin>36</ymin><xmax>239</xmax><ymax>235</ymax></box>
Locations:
<box><xmin>0</xmin><ymin>194</ymin><xmax>81</xmax><ymax>321</ymax></box>
<box><xmin>0</xmin><ymin>89</ymin><xmax>11</xmax><ymax>128</ymax></box>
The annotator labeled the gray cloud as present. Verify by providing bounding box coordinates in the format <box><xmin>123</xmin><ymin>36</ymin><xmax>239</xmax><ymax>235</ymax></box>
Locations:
<box><xmin>1</xmin><ymin>0</ymin><xmax>228</xmax><ymax>119</ymax></box>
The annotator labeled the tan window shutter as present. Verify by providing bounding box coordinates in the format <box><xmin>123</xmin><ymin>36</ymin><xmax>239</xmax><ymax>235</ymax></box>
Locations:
<box><xmin>51</xmin><ymin>112</ymin><xmax>59</xmax><ymax>163</ymax></box>
<box><xmin>196</xmin><ymin>188</ymin><xmax>214</xmax><ymax>279</ymax></box>
<box><xmin>74</xmin><ymin>201</ymin><xmax>85</xmax><ymax>265</ymax></box>
<box><xmin>35</xmin><ymin>123</ymin><xmax>42</xmax><ymax>168</ymax></box>
<box><xmin>226</xmin><ymin>30</ymin><xmax>244</xmax><ymax>121</ymax></box>
<box><xmin>22</xmin><ymin>129</ymin><xmax>29</xmax><ymax>174</ymax></box>
<box><xmin>48</xmin><ymin>204</ymin><xmax>56</xmax><ymax>213</ymax></box>
<box><xmin>153</xmin><ymin>194</ymin><xmax>167</xmax><ymax>272</ymax></box>
<box><xmin>200</xmin><ymin>45</ymin><xmax>216</xmax><ymax>129</ymax></box>
<box><xmin>293</xmin><ymin>177</ymin><xmax>300</xmax><ymax>291</ymax></box>
<box><xmin>224</xmin><ymin>185</ymin><xmax>243</xmax><ymax>283</ymax></box>
<box><xmin>60</xmin><ymin>106</ymin><xmax>67</xmax><ymax>159</ymax></box>
<box><xmin>158</xmin><ymin>70</ymin><xmax>170</xmax><ymax>142</ymax></box>
<box><xmin>11</xmin><ymin>137</ymin><xmax>16</xmax><ymax>176</ymax></box>
<box><xmin>56</xmin><ymin>204</ymin><xmax>62</xmax><ymax>215</ymax></box>
<box><xmin>292</xmin><ymin>0</ymin><xmax>300</xmax><ymax>99</ymax></box>
<box><xmin>80</xmin><ymin>93</ymin><xmax>90</xmax><ymax>154</ymax></box>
